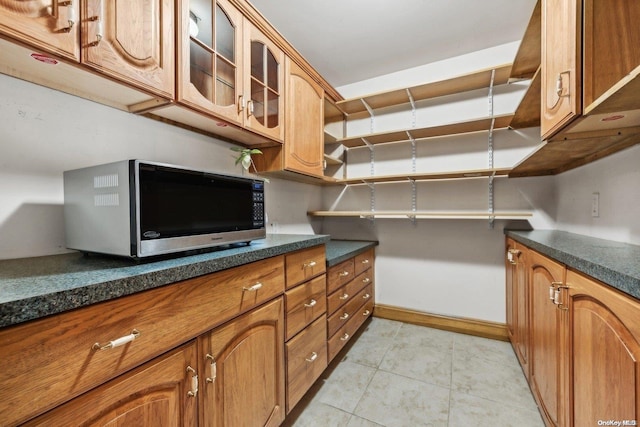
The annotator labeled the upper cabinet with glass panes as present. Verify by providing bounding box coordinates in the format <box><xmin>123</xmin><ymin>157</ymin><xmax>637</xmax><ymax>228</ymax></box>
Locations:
<box><xmin>176</xmin><ymin>0</ymin><xmax>284</xmax><ymax>142</ymax></box>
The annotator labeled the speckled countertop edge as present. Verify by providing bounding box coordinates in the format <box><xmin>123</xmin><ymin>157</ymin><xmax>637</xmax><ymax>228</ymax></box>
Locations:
<box><xmin>506</xmin><ymin>230</ymin><xmax>640</xmax><ymax>300</ymax></box>
<box><xmin>0</xmin><ymin>234</ymin><xmax>330</xmax><ymax>328</ymax></box>
<box><xmin>325</xmin><ymin>240</ymin><xmax>378</xmax><ymax>267</ymax></box>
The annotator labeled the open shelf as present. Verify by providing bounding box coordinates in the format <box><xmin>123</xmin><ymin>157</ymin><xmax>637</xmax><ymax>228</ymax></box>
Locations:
<box><xmin>308</xmin><ymin>210</ymin><xmax>533</xmax><ymax>220</ymax></box>
<box><xmin>585</xmin><ymin>65</ymin><xmax>640</xmax><ymax>116</ymax></box>
<box><xmin>510</xmin><ymin>67</ymin><xmax>541</xmax><ymax>129</ymax></box>
<box><xmin>338</xmin><ymin>114</ymin><xmax>514</xmax><ymax>148</ymax></box>
<box><xmin>335</xmin><ymin>64</ymin><xmax>513</xmax><ymax>116</ymax></box>
<box><xmin>509</xmin><ymin>0</ymin><xmax>541</xmax><ymax>82</ymax></box>
<box><xmin>324</xmin><ymin>153</ymin><xmax>343</xmax><ymax>166</ymax></box>
<box><xmin>338</xmin><ymin>167</ymin><xmax>511</xmax><ymax>185</ymax></box>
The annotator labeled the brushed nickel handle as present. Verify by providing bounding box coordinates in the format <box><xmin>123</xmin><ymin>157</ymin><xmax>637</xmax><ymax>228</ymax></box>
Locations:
<box><xmin>186</xmin><ymin>366</ymin><xmax>198</xmax><ymax>397</ymax></box>
<box><xmin>206</xmin><ymin>354</ymin><xmax>217</xmax><ymax>384</ymax></box>
<box><xmin>92</xmin><ymin>329</ymin><xmax>140</xmax><ymax>351</ymax></box>
<box><xmin>339</xmin><ymin>293</ymin><xmax>349</xmax><ymax>300</ymax></box>
<box><xmin>340</xmin><ymin>333</ymin><xmax>350</xmax><ymax>341</ymax></box>
<box><xmin>304</xmin><ymin>299</ymin><xmax>317</xmax><ymax>308</ymax></box>
<box><xmin>339</xmin><ymin>271</ymin><xmax>350</xmax><ymax>278</ymax></box>
<box><xmin>305</xmin><ymin>352</ymin><xmax>318</xmax><ymax>363</ymax></box>
<box><xmin>362</xmin><ymin>309</ymin><xmax>371</xmax><ymax>316</ymax></box>
<box><xmin>243</xmin><ymin>282</ymin><xmax>263</xmax><ymax>292</ymax></box>
<box><xmin>303</xmin><ymin>261</ymin><xmax>317</xmax><ymax>269</ymax></box>
<box><xmin>340</xmin><ymin>312</ymin><xmax>349</xmax><ymax>320</ymax></box>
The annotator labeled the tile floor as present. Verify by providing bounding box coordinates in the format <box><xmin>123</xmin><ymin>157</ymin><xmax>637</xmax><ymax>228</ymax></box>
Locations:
<box><xmin>283</xmin><ymin>318</ymin><xmax>544</xmax><ymax>427</ymax></box>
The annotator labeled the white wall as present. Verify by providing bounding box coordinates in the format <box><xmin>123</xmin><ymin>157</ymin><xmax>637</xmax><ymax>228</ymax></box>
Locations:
<box><xmin>0</xmin><ymin>73</ymin><xmax>322</xmax><ymax>260</ymax></box>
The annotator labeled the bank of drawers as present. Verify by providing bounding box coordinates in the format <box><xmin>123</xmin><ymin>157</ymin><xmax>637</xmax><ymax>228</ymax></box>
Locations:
<box><xmin>283</xmin><ymin>246</ymin><xmax>328</xmax><ymax>413</ymax></box>
<box><xmin>326</xmin><ymin>248</ymin><xmax>375</xmax><ymax>362</ymax></box>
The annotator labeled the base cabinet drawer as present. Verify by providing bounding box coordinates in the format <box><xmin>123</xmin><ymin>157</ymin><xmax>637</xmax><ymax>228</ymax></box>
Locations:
<box><xmin>285</xmin><ymin>245</ymin><xmax>326</xmax><ymax>289</ymax></box>
<box><xmin>327</xmin><ymin>258</ymin><xmax>355</xmax><ymax>294</ymax></box>
<box><xmin>327</xmin><ymin>283</ymin><xmax>374</xmax><ymax>337</ymax></box>
<box><xmin>286</xmin><ymin>315</ymin><xmax>328</xmax><ymax>412</ymax></box>
<box><xmin>328</xmin><ymin>299</ymin><xmax>374</xmax><ymax>363</ymax></box>
<box><xmin>327</xmin><ymin>269</ymin><xmax>373</xmax><ymax>315</ymax></box>
<box><xmin>285</xmin><ymin>274</ymin><xmax>327</xmax><ymax>340</ymax></box>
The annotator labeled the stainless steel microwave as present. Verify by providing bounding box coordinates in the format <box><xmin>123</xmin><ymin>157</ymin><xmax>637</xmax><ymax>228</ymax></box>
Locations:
<box><xmin>63</xmin><ymin>160</ymin><xmax>266</xmax><ymax>258</ymax></box>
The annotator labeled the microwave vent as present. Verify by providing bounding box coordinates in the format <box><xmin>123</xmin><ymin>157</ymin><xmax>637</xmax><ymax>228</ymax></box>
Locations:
<box><xmin>94</xmin><ymin>193</ymin><xmax>120</xmax><ymax>207</ymax></box>
<box><xmin>94</xmin><ymin>174</ymin><xmax>119</xmax><ymax>188</ymax></box>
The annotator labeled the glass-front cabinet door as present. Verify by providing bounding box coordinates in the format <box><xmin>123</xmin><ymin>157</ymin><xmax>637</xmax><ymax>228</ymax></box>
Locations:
<box><xmin>178</xmin><ymin>0</ymin><xmax>243</xmax><ymax>125</ymax></box>
<box><xmin>243</xmin><ymin>21</ymin><xmax>284</xmax><ymax>142</ymax></box>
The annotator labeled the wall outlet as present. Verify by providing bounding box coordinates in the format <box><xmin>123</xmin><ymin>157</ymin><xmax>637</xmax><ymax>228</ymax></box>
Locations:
<box><xmin>591</xmin><ymin>192</ymin><xmax>600</xmax><ymax>217</ymax></box>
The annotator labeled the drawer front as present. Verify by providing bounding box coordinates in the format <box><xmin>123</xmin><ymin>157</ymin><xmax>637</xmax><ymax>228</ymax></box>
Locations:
<box><xmin>285</xmin><ymin>274</ymin><xmax>327</xmax><ymax>340</ymax></box>
<box><xmin>328</xmin><ymin>297</ymin><xmax>374</xmax><ymax>363</ymax></box>
<box><xmin>286</xmin><ymin>315</ymin><xmax>328</xmax><ymax>412</ymax></box>
<box><xmin>327</xmin><ymin>269</ymin><xmax>374</xmax><ymax>315</ymax></box>
<box><xmin>327</xmin><ymin>258</ymin><xmax>355</xmax><ymax>294</ymax></box>
<box><xmin>354</xmin><ymin>249</ymin><xmax>375</xmax><ymax>276</ymax></box>
<box><xmin>0</xmin><ymin>255</ymin><xmax>284</xmax><ymax>426</ymax></box>
<box><xmin>327</xmin><ymin>283</ymin><xmax>374</xmax><ymax>337</ymax></box>
<box><xmin>285</xmin><ymin>245</ymin><xmax>326</xmax><ymax>289</ymax></box>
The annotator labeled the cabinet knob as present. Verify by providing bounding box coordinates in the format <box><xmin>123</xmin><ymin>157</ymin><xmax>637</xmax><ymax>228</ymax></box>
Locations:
<box><xmin>304</xmin><ymin>299</ymin><xmax>317</xmax><ymax>308</ymax></box>
<box><xmin>340</xmin><ymin>312</ymin><xmax>349</xmax><ymax>320</ymax></box>
<box><xmin>339</xmin><ymin>271</ymin><xmax>350</xmax><ymax>278</ymax></box>
<box><xmin>362</xmin><ymin>277</ymin><xmax>371</xmax><ymax>284</ymax></box>
<box><xmin>361</xmin><ymin>259</ymin><xmax>370</xmax><ymax>265</ymax></box>
<box><xmin>339</xmin><ymin>293</ymin><xmax>349</xmax><ymax>300</ymax></box>
<box><xmin>362</xmin><ymin>310</ymin><xmax>371</xmax><ymax>316</ymax></box>
<box><xmin>362</xmin><ymin>293</ymin><xmax>371</xmax><ymax>300</ymax></box>
<box><xmin>340</xmin><ymin>333</ymin><xmax>350</xmax><ymax>341</ymax></box>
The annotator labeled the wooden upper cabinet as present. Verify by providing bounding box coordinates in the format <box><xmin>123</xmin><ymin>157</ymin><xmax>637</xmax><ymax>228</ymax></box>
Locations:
<box><xmin>540</xmin><ymin>0</ymin><xmax>581</xmax><ymax>140</ymax></box>
<box><xmin>565</xmin><ymin>270</ymin><xmax>640</xmax><ymax>426</ymax></box>
<box><xmin>243</xmin><ymin>20</ymin><xmax>285</xmax><ymax>142</ymax></box>
<box><xmin>284</xmin><ymin>57</ymin><xmax>324</xmax><ymax>177</ymax></box>
<box><xmin>81</xmin><ymin>0</ymin><xmax>175</xmax><ymax>98</ymax></box>
<box><xmin>178</xmin><ymin>0</ymin><xmax>244</xmax><ymax>124</ymax></box>
<box><xmin>25</xmin><ymin>343</ymin><xmax>199</xmax><ymax>427</ymax></box>
<box><xmin>0</xmin><ymin>0</ymin><xmax>80</xmax><ymax>61</ymax></box>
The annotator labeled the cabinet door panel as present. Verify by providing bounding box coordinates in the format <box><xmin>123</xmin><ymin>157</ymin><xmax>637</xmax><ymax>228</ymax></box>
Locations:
<box><xmin>541</xmin><ymin>0</ymin><xmax>581</xmax><ymax>139</ymax></box>
<box><xmin>202</xmin><ymin>298</ymin><xmax>285</xmax><ymax>427</ymax></box>
<box><xmin>567</xmin><ymin>270</ymin><xmax>640</xmax><ymax>426</ymax></box>
<box><xmin>26</xmin><ymin>343</ymin><xmax>198</xmax><ymax>427</ymax></box>
<box><xmin>0</xmin><ymin>0</ymin><xmax>79</xmax><ymax>60</ymax></box>
<box><xmin>82</xmin><ymin>0</ymin><xmax>175</xmax><ymax>98</ymax></box>
<box><xmin>284</xmin><ymin>57</ymin><xmax>324</xmax><ymax>177</ymax></box>
<box><xmin>529</xmin><ymin>250</ymin><xmax>565</xmax><ymax>426</ymax></box>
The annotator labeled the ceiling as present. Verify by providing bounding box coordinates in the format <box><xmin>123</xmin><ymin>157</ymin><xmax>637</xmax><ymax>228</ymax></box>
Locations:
<box><xmin>249</xmin><ymin>0</ymin><xmax>537</xmax><ymax>88</ymax></box>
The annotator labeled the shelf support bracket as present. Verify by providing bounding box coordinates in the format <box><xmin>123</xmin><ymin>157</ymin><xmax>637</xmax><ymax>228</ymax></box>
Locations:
<box><xmin>406</xmin><ymin>89</ymin><xmax>416</xmax><ymax>128</ymax></box>
<box><xmin>361</xmin><ymin>99</ymin><xmax>376</xmax><ymax>134</ymax></box>
<box><xmin>409</xmin><ymin>178</ymin><xmax>417</xmax><ymax>225</ymax></box>
<box><xmin>364</xmin><ymin>182</ymin><xmax>376</xmax><ymax>222</ymax></box>
<box><xmin>487</xmin><ymin>69</ymin><xmax>496</xmax><ymax>229</ymax></box>
<box><xmin>406</xmin><ymin>131</ymin><xmax>417</xmax><ymax>173</ymax></box>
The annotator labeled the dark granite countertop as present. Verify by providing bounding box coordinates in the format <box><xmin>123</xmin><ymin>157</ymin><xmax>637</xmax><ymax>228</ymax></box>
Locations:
<box><xmin>0</xmin><ymin>234</ymin><xmax>330</xmax><ymax>328</ymax></box>
<box><xmin>507</xmin><ymin>230</ymin><xmax>640</xmax><ymax>300</ymax></box>
<box><xmin>325</xmin><ymin>240</ymin><xmax>379</xmax><ymax>267</ymax></box>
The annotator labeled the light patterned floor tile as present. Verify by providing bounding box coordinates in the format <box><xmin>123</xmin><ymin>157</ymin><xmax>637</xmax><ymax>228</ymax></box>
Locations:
<box><xmin>283</xmin><ymin>401</ymin><xmax>352</xmax><ymax>427</ymax></box>
<box><xmin>341</xmin><ymin>317</ymin><xmax>403</xmax><ymax>368</ymax></box>
<box><xmin>312</xmin><ymin>360</ymin><xmax>377</xmax><ymax>413</ymax></box>
<box><xmin>346</xmin><ymin>415</ymin><xmax>385</xmax><ymax>427</ymax></box>
<box><xmin>449</xmin><ymin>391</ymin><xmax>544</xmax><ymax>427</ymax></box>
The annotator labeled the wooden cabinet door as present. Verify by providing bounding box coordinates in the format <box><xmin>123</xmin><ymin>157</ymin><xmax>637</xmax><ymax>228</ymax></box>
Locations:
<box><xmin>178</xmin><ymin>0</ymin><xmax>244</xmax><ymax>124</ymax></box>
<box><xmin>283</xmin><ymin>56</ymin><xmax>324</xmax><ymax>177</ymax></box>
<box><xmin>540</xmin><ymin>0</ymin><xmax>581</xmax><ymax>139</ymax></box>
<box><xmin>82</xmin><ymin>0</ymin><xmax>175</xmax><ymax>98</ymax></box>
<box><xmin>243</xmin><ymin>20</ymin><xmax>284</xmax><ymax>142</ymax></box>
<box><xmin>529</xmin><ymin>250</ymin><xmax>565</xmax><ymax>427</ymax></box>
<box><xmin>514</xmin><ymin>244</ymin><xmax>530</xmax><ymax>378</ymax></box>
<box><xmin>26</xmin><ymin>343</ymin><xmax>198</xmax><ymax>426</ymax></box>
<box><xmin>201</xmin><ymin>298</ymin><xmax>285</xmax><ymax>427</ymax></box>
<box><xmin>565</xmin><ymin>270</ymin><xmax>640</xmax><ymax>426</ymax></box>
<box><xmin>0</xmin><ymin>0</ymin><xmax>79</xmax><ymax>60</ymax></box>
<box><xmin>506</xmin><ymin>239</ymin><xmax>517</xmax><ymax>342</ymax></box>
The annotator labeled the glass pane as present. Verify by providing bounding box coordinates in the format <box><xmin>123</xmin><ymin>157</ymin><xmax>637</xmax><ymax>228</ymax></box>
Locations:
<box><xmin>251</xmin><ymin>80</ymin><xmax>265</xmax><ymax>125</ymax></box>
<box><xmin>266</xmin><ymin>89</ymin><xmax>279</xmax><ymax>128</ymax></box>
<box><xmin>266</xmin><ymin>49</ymin><xmax>278</xmax><ymax>91</ymax></box>
<box><xmin>190</xmin><ymin>40</ymin><xmax>213</xmax><ymax>101</ymax></box>
<box><xmin>215</xmin><ymin>5</ymin><xmax>234</xmax><ymax>62</ymax></box>
<box><xmin>216</xmin><ymin>55</ymin><xmax>235</xmax><ymax>106</ymax></box>
<box><xmin>191</xmin><ymin>1</ymin><xmax>212</xmax><ymax>48</ymax></box>
<box><xmin>251</xmin><ymin>41</ymin><xmax>264</xmax><ymax>82</ymax></box>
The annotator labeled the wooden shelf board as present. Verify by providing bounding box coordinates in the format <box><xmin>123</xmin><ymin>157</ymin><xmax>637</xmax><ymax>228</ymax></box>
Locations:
<box><xmin>336</xmin><ymin>64</ymin><xmax>513</xmax><ymax>116</ymax></box>
<box><xmin>324</xmin><ymin>131</ymin><xmax>339</xmax><ymax>144</ymax></box>
<box><xmin>509</xmin><ymin>0</ymin><xmax>541</xmax><ymax>81</ymax></box>
<box><xmin>585</xmin><ymin>65</ymin><xmax>640</xmax><ymax>116</ymax></box>
<box><xmin>339</xmin><ymin>114</ymin><xmax>514</xmax><ymax>148</ymax></box>
<box><xmin>509</xmin><ymin>67</ymin><xmax>541</xmax><ymax>129</ymax></box>
<box><xmin>308</xmin><ymin>210</ymin><xmax>533</xmax><ymax>220</ymax></box>
<box><xmin>509</xmin><ymin>127</ymin><xmax>640</xmax><ymax>177</ymax></box>
<box><xmin>338</xmin><ymin>167</ymin><xmax>512</xmax><ymax>185</ymax></box>
<box><xmin>324</xmin><ymin>97</ymin><xmax>345</xmax><ymax>123</ymax></box>
<box><xmin>324</xmin><ymin>154</ymin><xmax>343</xmax><ymax>166</ymax></box>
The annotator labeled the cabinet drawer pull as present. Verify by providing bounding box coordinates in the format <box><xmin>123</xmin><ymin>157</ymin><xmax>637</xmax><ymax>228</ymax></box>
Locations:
<box><xmin>363</xmin><ymin>293</ymin><xmax>371</xmax><ymax>300</ymax></box>
<box><xmin>362</xmin><ymin>277</ymin><xmax>371</xmax><ymax>284</ymax></box>
<box><xmin>362</xmin><ymin>310</ymin><xmax>371</xmax><ymax>316</ymax></box>
<box><xmin>238</xmin><ymin>95</ymin><xmax>245</xmax><ymax>112</ymax></box>
<box><xmin>88</xmin><ymin>0</ymin><xmax>104</xmax><ymax>47</ymax></box>
<box><xmin>339</xmin><ymin>271</ymin><xmax>350</xmax><ymax>277</ymax></box>
<box><xmin>361</xmin><ymin>259</ymin><xmax>370</xmax><ymax>265</ymax></box>
<box><xmin>92</xmin><ymin>329</ymin><xmax>140</xmax><ymax>351</ymax></box>
<box><xmin>305</xmin><ymin>352</ymin><xmax>318</xmax><ymax>363</ymax></box>
<box><xmin>303</xmin><ymin>260</ymin><xmax>317</xmax><ymax>269</ymax></box>
<box><xmin>247</xmin><ymin>100</ymin><xmax>254</xmax><ymax>117</ymax></box>
<box><xmin>61</xmin><ymin>0</ymin><xmax>75</xmax><ymax>32</ymax></box>
<box><xmin>243</xmin><ymin>282</ymin><xmax>263</xmax><ymax>292</ymax></box>
<box><xmin>339</xmin><ymin>293</ymin><xmax>349</xmax><ymax>300</ymax></box>
<box><xmin>340</xmin><ymin>312</ymin><xmax>349</xmax><ymax>320</ymax></box>
<box><xmin>304</xmin><ymin>299</ymin><xmax>317</xmax><ymax>308</ymax></box>
<box><xmin>340</xmin><ymin>333</ymin><xmax>350</xmax><ymax>341</ymax></box>
<box><xmin>186</xmin><ymin>366</ymin><xmax>198</xmax><ymax>397</ymax></box>
<box><xmin>507</xmin><ymin>249</ymin><xmax>520</xmax><ymax>265</ymax></box>
<box><xmin>206</xmin><ymin>354</ymin><xmax>217</xmax><ymax>384</ymax></box>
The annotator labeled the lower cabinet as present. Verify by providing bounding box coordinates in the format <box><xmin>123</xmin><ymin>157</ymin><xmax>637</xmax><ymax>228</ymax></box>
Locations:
<box><xmin>505</xmin><ymin>238</ymin><xmax>530</xmax><ymax>379</ymax></box>
<box><xmin>507</xmin><ymin>240</ymin><xmax>640</xmax><ymax>427</ymax></box>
